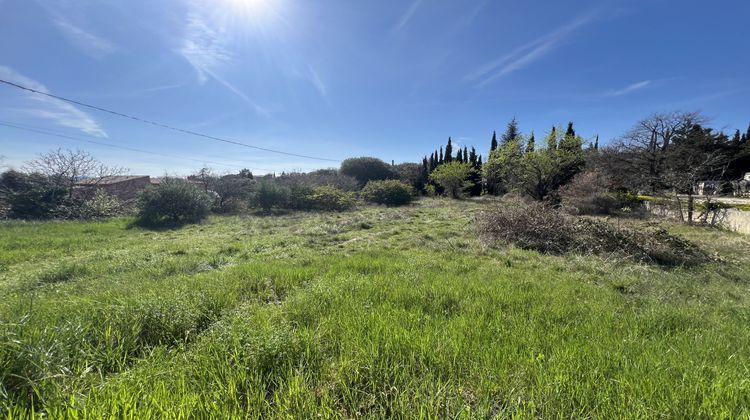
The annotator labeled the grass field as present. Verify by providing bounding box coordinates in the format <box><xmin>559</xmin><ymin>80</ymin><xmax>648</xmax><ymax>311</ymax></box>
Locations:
<box><xmin>1</xmin><ymin>198</ymin><xmax>750</xmax><ymax>418</ymax></box>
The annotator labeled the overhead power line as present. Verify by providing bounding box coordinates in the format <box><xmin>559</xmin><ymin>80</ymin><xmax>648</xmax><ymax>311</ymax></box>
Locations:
<box><xmin>0</xmin><ymin>78</ymin><xmax>341</xmax><ymax>163</ymax></box>
<box><xmin>0</xmin><ymin>120</ymin><xmax>277</xmax><ymax>173</ymax></box>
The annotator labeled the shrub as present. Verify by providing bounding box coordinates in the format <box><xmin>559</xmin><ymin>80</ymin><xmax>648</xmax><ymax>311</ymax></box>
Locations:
<box><xmin>136</xmin><ymin>179</ymin><xmax>213</xmax><ymax>224</ymax></box>
<box><xmin>250</xmin><ymin>181</ymin><xmax>289</xmax><ymax>212</ymax></box>
<box><xmin>79</xmin><ymin>190</ymin><xmax>123</xmax><ymax>219</ymax></box>
<box><xmin>0</xmin><ymin>170</ymin><xmax>70</xmax><ymax>220</ymax></box>
<box><xmin>360</xmin><ymin>179</ymin><xmax>414</xmax><ymax>206</ymax></box>
<box><xmin>475</xmin><ymin>199</ymin><xmax>710</xmax><ymax>266</ymax></box>
<box><xmin>340</xmin><ymin>157</ymin><xmax>396</xmax><ymax>186</ymax></box>
<box><xmin>559</xmin><ymin>170</ymin><xmax>635</xmax><ymax>215</ymax></box>
<box><xmin>305</xmin><ymin>185</ymin><xmax>356</xmax><ymax>211</ymax></box>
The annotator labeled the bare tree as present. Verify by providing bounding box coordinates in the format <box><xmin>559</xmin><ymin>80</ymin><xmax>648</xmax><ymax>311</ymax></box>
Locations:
<box><xmin>662</xmin><ymin>124</ymin><xmax>731</xmax><ymax>224</ymax></box>
<box><xmin>614</xmin><ymin>111</ymin><xmax>706</xmax><ymax>192</ymax></box>
<box><xmin>24</xmin><ymin>149</ymin><xmax>126</xmax><ymax>199</ymax></box>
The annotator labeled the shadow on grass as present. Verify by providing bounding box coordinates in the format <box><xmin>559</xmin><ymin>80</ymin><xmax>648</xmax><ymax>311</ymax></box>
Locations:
<box><xmin>126</xmin><ymin>217</ymin><xmax>202</xmax><ymax>231</ymax></box>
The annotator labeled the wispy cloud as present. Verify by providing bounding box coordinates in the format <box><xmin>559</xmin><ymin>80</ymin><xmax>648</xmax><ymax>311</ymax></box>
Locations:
<box><xmin>392</xmin><ymin>0</ymin><xmax>425</xmax><ymax>33</ymax></box>
<box><xmin>465</xmin><ymin>12</ymin><xmax>597</xmax><ymax>86</ymax></box>
<box><xmin>0</xmin><ymin>65</ymin><xmax>107</xmax><ymax>137</ymax></box>
<box><xmin>179</xmin><ymin>11</ymin><xmax>233</xmax><ymax>84</ymax></box>
<box><xmin>606</xmin><ymin>80</ymin><xmax>651</xmax><ymax>97</ymax></box>
<box><xmin>54</xmin><ymin>19</ymin><xmax>115</xmax><ymax>59</ymax></box>
<box><xmin>178</xmin><ymin>8</ymin><xmax>270</xmax><ymax>117</ymax></box>
<box><xmin>307</xmin><ymin>66</ymin><xmax>328</xmax><ymax>98</ymax></box>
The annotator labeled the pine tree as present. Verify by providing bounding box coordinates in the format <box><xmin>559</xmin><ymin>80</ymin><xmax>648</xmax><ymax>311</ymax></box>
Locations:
<box><xmin>501</xmin><ymin>117</ymin><xmax>520</xmax><ymax>144</ymax></box>
<box><xmin>526</xmin><ymin>131</ymin><xmax>535</xmax><ymax>153</ymax></box>
<box><xmin>463</xmin><ymin>147</ymin><xmax>468</xmax><ymax>163</ymax></box>
<box><xmin>439</xmin><ymin>147</ymin><xmax>444</xmax><ymax>164</ymax></box>
<box><xmin>744</xmin><ymin>123</ymin><xmax>750</xmax><ymax>144</ymax></box>
<box><xmin>490</xmin><ymin>131</ymin><xmax>498</xmax><ymax>152</ymax></box>
<box><xmin>566</xmin><ymin>121</ymin><xmax>575</xmax><ymax>137</ymax></box>
<box><xmin>445</xmin><ymin>138</ymin><xmax>453</xmax><ymax>163</ymax></box>
<box><xmin>456</xmin><ymin>148</ymin><xmax>463</xmax><ymax>163</ymax></box>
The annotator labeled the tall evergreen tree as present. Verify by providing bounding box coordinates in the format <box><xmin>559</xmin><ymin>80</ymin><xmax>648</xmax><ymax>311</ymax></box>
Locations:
<box><xmin>731</xmin><ymin>129</ymin><xmax>741</xmax><ymax>146</ymax></box>
<box><xmin>594</xmin><ymin>135</ymin><xmax>599</xmax><ymax>150</ymax></box>
<box><xmin>439</xmin><ymin>147</ymin><xmax>444</xmax><ymax>164</ymax></box>
<box><xmin>463</xmin><ymin>147</ymin><xmax>468</xmax><ymax>163</ymax></box>
<box><xmin>547</xmin><ymin>127</ymin><xmax>557</xmax><ymax>150</ymax></box>
<box><xmin>526</xmin><ymin>132</ymin><xmax>535</xmax><ymax>153</ymax></box>
<box><xmin>445</xmin><ymin>138</ymin><xmax>453</xmax><ymax>163</ymax></box>
<box><xmin>566</xmin><ymin>121</ymin><xmax>575</xmax><ymax>137</ymax></box>
<box><xmin>490</xmin><ymin>131</ymin><xmax>498</xmax><ymax>152</ymax></box>
<box><xmin>501</xmin><ymin>117</ymin><xmax>520</xmax><ymax>144</ymax></box>
<box><xmin>469</xmin><ymin>147</ymin><xmax>478</xmax><ymax>167</ymax></box>
<box><xmin>744</xmin><ymin>123</ymin><xmax>750</xmax><ymax>144</ymax></box>
<box><xmin>456</xmin><ymin>148</ymin><xmax>463</xmax><ymax>163</ymax></box>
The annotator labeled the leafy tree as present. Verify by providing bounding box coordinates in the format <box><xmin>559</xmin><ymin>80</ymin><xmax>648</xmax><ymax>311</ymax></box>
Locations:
<box><xmin>429</xmin><ymin>162</ymin><xmax>474</xmax><ymax>198</ymax></box>
<box><xmin>393</xmin><ymin>162</ymin><xmax>425</xmax><ymax>192</ymax></box>
<box><xmin>484</xmin><ymin>135</ymin><xmax>525</xmax><ymax>195</ymax></box>
<box><xmin>340</xmin><ymin>157</ymin><xmax>396</xmax><ymax>186</ymax></box>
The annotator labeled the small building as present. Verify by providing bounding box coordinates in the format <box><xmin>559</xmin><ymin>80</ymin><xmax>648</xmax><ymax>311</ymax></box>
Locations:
<box><xmin>75</xmin><ymin>175</ymin><xmax>151</xmax><ymax>202</ymax></box>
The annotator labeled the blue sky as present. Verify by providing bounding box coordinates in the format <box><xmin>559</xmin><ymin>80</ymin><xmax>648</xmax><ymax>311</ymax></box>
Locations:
<box><xmin>1</xmin><ymin>0</ymin><xmax>748</xmax><ymax>175</ymax></box>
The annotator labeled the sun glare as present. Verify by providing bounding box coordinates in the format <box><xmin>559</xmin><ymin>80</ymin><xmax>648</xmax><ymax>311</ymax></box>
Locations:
<box><xmin>226</xmin><ymin>0</ymin><xmax>271</xmax><ymax>17</ymax></box>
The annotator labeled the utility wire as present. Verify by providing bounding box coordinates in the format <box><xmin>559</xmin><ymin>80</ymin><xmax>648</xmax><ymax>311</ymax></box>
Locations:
<box><xmin>0</xmin><ymin>120</ymin><xmax>277</xmax><ymax>173</ymax></box>
<box><xmin>0</xmin><ymin>78</ymin><xmax>341</xmax><ymax>163</ymax></box>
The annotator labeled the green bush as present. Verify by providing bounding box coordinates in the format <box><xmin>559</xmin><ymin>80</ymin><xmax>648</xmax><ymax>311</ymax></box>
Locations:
<box><xmin>360</xmin><ymin>179</ymin><xmax>414</xmax><ymax>206</ymax></box>
<box><xmin>0</xmin><ymin>170</ymin><xmax>70</xmax><ymax>220</ymax></box>
<box><xmin>136</xmin><ymin>179</ymin><xmax>213</xmax><ymax>224</ymax></box>
<box><xmin>305</xmin><ymin>185</ymin><xmax>356</xmax><ymax>211</ymax></box>
<box><xmin>250</xmin><ymin>181</ymin><xmax>290</xmax><ymax>212</ymax></box>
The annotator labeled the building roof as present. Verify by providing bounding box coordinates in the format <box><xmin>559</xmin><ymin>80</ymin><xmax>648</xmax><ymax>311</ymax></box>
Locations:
<box><xmin>76</xmin><ymin>175</ymin><xmax>149</xmax><ymax>186</ymax></box>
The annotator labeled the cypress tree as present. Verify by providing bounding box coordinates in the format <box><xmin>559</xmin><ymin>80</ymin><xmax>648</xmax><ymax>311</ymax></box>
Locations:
<box><xmin>445</xmin><ymin>138</ymin><xmax>453</xmax><ymax>163</ymax></box>
<box><xmin>469</xmin><ymin>147</ymin><xmax>478</xmax><ymax>167</ymax></box>
<box><xmin>566</xmin><ymin>121</ymin><xmax>575</xmax><ymax>137</ymax></box>
<box><xmin>490</xmin><ymin>131</ymin><xmax>498</xmax><ymax>152</ymax></box>
<box><xmin>594</xmin><ymin>134</ymin><xmax>599</xmax><ymax>150</ymax></box>
<box><xmin>439</xmin><ymin>147</ymin><xmax>444</xmax><ymax>164</ymax></box>
<box><xmin>456</xmin><ymin>148</ymin><xmax>463</xmax><ymax>163</ymax></box>
<box><xmin>547</xmin><ymin>127</ymin><xmax>557</xmax><ymax>150</ymax></box>
<box><xmin>732</xmin><ymin>129</ymin><xmax>741</xmax><ymax>146</ymax></box>
<box><xmin>477</xmin><ymin>155</ymin><xmax>482</xmax><ymax>167</ymax></box>
<box><xmin>744</xmin><ymin>123</ymin><xmax>750</xmax><ymax>144</ymax></box>
<box><xmin>526</xmin><ymin>132</ymin><xmax>535</xmax><ymax>153</ymax></box>
<box><xmin>463</xmin><ymin>146</ymin><xmax>468</xmax><ymax>162</ymax></box>
<box><xmin>501</xmin><ymin>117</ymin><xmax>520</xmax><ymax>144</ymax></box>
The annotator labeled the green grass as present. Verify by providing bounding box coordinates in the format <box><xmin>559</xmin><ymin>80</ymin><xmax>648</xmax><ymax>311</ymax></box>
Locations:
<box><xmin>1</xmin><ymin>199</ymin><xmax>750</xmax><ymax>418</ymax></box>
